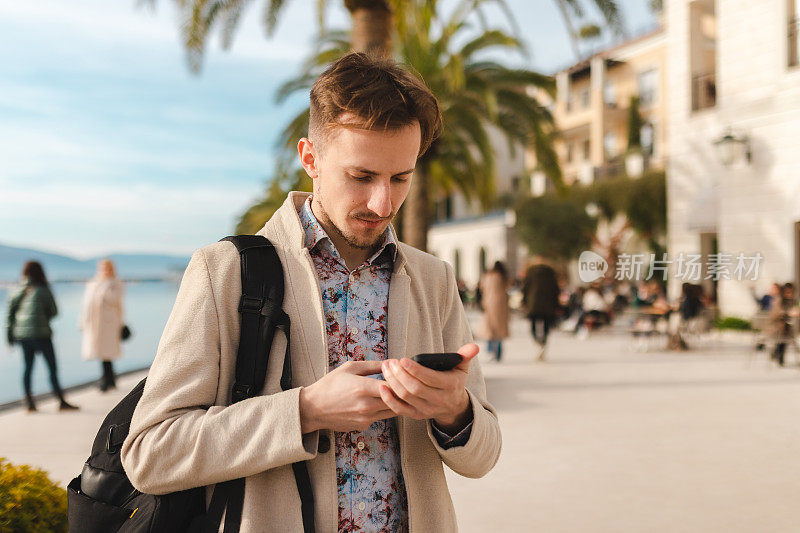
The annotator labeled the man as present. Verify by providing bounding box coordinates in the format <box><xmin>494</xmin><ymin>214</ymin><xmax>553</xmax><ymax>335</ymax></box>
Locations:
<box><xmin>121</xmin><ymin>53</ymin><xmax>501</xmax><ymax>532</ymax></box>
<box><xmin>521</xmin><ymin>258</ymin><xmax>560</xmax><ymax>361</ymax></box>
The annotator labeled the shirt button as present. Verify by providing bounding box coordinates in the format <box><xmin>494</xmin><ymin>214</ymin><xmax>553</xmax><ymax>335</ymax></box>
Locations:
<box><xmin>357</xmin><ymin>441</ymin><xmax>365</xmax><ymax>450</ymax></box>
<box><xmin>358</xmin><ymin>501</ymin><xmax>366</xmax><ymax>511</ymax></box>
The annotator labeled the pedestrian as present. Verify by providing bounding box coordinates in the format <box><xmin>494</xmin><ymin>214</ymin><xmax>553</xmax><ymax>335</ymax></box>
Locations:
<box><xmin>767</xmin><ymin>282</ymin><xmax>799</xmax><ymax>366</ymax></box>
<box><xmin>574</xmin><ymin>282</ymin><xmax>611</xmax><ymax>338</ymax></box>
<box><xmin>521</xmin><ymin>258</ymin><xmax>559</xmax><ymax>361</ymax></box>
<box><xmin>120</xmin><ymin>53</ymin><xmax>501</xmax><ymax>532</ymax></box>
<box><xmin>752</xmin><ymin>282</ymin><xmax>781</xmax><ymax>312</ymax></box>
<box><xmin>5</xmin><ymin>261</ymin><xmax>78</xmax><ymax>412</ymax></box>
<box><xmin>80</xmin><ymin>259</ymin><xmax>124</xmax><ymax>392</ymax></box>
<box><xmin>479</xmin><ymin>261</ymin><xmax>510</xmax><ymax>362</ymax></box>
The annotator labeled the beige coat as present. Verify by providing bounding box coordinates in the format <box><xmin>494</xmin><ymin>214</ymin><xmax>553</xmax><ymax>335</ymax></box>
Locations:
<box><xmin>479</xmin><ymin>271</ymin><xmax>509</xmax><ymax>340</ymax></box>
<box><xmin>121</xmin><ymin>192</ymin><xmax>502</xmax><ymax>532</ymax></box>
<box><xmin>80</xmin><ymin>278</ymin><xmax>124</xmax><ymax>361</ymax></box>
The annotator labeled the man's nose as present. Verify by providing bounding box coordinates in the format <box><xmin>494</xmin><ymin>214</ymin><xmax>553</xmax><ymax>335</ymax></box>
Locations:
<box><xmin>366</xmin><ymin>183</ymin><xmax>392</xmax><ymax>219</ymax></box>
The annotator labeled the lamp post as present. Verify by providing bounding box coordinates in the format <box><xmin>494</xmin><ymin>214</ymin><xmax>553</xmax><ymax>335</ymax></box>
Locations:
<box><xmin>713</xmin><ymin>129</ymin><xmax>752</xmax><ymax>166</ymax></box>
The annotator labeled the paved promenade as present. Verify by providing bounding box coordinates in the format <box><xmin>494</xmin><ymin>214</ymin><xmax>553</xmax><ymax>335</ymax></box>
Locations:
<box><xmin>2</xmin><ymin>315</ymin><xmax>800</xmax><ymax>532</ymax></box>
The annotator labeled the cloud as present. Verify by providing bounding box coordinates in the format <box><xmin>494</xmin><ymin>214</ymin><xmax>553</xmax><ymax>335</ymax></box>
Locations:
<box><xmin>0</xmin><ymin>180</ymin><xmax>267</xmax><ymax>257</ymax></box>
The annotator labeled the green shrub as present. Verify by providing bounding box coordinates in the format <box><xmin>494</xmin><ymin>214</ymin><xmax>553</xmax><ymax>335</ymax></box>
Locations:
<box><xmin>0</xmin><ymin>458</ymin><xmax>67</xmax><ymax>533</ymax></box>
<box><xmin>714</xmin><ymin>316</ymin><xmax>753</xmax><ymax>331</ymax></box>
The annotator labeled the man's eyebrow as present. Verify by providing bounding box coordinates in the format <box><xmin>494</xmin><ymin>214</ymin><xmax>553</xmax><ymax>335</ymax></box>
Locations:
<box><xmin>348</xmin><ymin>166</ymin><xmax>414</xmax><ymax>177</ymax></box>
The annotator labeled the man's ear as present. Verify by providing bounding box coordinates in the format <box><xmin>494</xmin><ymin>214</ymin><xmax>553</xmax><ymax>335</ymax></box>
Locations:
<box><xmin>298</xmin><ymin>138</ymin><xmax>319</xmax><ymax>179</ymax></box>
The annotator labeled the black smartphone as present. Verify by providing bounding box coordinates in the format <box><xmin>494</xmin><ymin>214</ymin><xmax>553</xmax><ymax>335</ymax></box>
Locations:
<box><xmin>412</xmin><ymin>352</ymin><xmax>462</xmax><ymax>371</ymax></box>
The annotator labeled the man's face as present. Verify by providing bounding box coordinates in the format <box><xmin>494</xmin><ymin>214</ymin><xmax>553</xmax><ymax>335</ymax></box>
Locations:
<box><xmin>299</xmin><ymin>119</ymin><xmax>421</xmax><ymax>253</ymax></box>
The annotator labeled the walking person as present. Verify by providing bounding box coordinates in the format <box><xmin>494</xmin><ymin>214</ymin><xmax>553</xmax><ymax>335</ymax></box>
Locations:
<box><xmin>5</xmin><ymin>261</ymin><xmax>78</xmax><ymax>412</ymax></box>
<box><xmin>80</xmin><ymin>259</ymin><xmax>124</xmax><ymax>391</ymax></box>
<box><xmin>767</xmin><ymin>282</ymin><xmax>799</xmax><ymax>366</ymax></box>
<box><xmin>521</xmin><ymin>258</ymin><xmax>560</xmax><ymax>361</ymax></box>
<box><xmin>120</xmin><ymin>53</ymin><xmax>500</xmax><ymax>532</ymax></box>
<box><xmin>480</xmin><ymin>261</ymin><xmax>510</xmax><ymax>362</ymax></box>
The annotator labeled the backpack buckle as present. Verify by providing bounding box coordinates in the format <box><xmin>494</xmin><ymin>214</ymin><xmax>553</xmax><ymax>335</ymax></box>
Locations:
<box><xmin>106</xmin><ymin>424</ymin><xmax>125</xmax><ymax>453</ymax></box>
<box><xmin>232</xmin><ymin>383</ymin><xmax>252</xmax><ymax>402</ymax></box>
<box><xmin>239</xmin><ymin>296</ymin><xmax>265</xmax><ymax>315</ymax></box>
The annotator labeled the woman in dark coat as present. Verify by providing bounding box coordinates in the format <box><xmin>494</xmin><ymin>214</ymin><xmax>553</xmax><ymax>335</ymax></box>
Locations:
<box><xmin>6</xmin><ymin>261</ymin><xmax>78</xmax><ymax>412</ymax></box>
<box><xmin>521</xmin><ymin>259</ymin><xmax>560</xmax><ymax>361</ymax></box>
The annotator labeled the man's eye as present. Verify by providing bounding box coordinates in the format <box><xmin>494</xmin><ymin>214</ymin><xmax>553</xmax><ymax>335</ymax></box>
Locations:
<box><xmin>349</xmin><ymin>174</ymin><xmax>371</xmax><ymax>182</ymax></box>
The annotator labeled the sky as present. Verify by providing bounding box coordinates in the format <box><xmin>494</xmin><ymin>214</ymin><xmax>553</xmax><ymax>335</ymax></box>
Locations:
<box><xmin>0</xmin><ymin>0</ymin><xmax>657</xmax><ymax>258</ymax></box>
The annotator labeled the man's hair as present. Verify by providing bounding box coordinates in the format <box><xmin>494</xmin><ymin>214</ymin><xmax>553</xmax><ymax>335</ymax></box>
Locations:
<box><xmin>309</xmin><ymin>52</ymin><xmax>442</xmax><ymax>157</ymax></box>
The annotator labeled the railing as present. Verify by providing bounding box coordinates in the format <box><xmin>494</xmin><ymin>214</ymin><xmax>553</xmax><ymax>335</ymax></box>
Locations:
<box><xmin>691</xmin><ymin>72</ymin><xmax>716</xmax><ymax>111</ymax></box>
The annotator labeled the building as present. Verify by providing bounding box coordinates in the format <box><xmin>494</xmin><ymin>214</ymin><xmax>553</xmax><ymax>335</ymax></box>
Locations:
<box><xmin>528</xmin><ymin>27</ymin><xmax>668</xmax><ymax>195</ymax></box>
<box><xmin>429</xmin><ymin>27</ymin><xmax>669</xmax><ymax>289</ymax></box>
<box><xmin>666</xmin><ymin>0</ymin><xmax>800</xmax><ymax>316</ymax></box>
<box><xmin>427</xmin><ymin>127</ymin><xmax>526</xmax><ymax>289</ymax></box>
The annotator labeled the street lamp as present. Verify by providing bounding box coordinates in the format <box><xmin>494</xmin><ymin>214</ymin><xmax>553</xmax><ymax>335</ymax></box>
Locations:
<box><xmin>713</xmin><ymin>129</ymin><xmax>752</xmax><ymax>166</ymax></box>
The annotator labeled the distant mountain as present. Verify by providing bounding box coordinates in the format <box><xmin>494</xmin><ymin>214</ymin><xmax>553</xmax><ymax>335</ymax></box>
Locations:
<box><xmin>0</xmin><ymin>243</ymin><xmax>190</xmax><ymax>282</ymax></box>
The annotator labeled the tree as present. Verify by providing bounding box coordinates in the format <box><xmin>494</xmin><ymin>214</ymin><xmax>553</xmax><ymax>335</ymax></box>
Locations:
<box><xmin>626</xmin><ymin>95</ymin><xmax>643</xmax><ymax>150</ymax></box>
<box><xmin>515</xmin><ymin>195</ymin><xmax>596</xmax><ymax>261</ymax></box>
<box><xmin>271</xmin><ymin>0</ymin><xmax>562</xmax><ymax>250</ymax></box>
<box><xmin>140</xmin><ymin>0</ymin><xmax>394</xmax><ymax>73</ymax></box>
<box><xmin>553</xmin><ymin>0</ymin><xmax>626</xmax><ymax>59</ymax></box>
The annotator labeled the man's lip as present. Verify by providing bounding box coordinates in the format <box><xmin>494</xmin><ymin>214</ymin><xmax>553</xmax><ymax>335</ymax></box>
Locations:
<box><xmin>355</xmin><ymin>217</ymin><xmax>385</xmax><ymax>227</ymax></box>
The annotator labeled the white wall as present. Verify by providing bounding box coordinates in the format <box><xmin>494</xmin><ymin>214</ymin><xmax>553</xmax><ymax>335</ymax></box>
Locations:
<box><xmin>428</xmin><ymin>212</ymin><xmax>515</xmax><ymax>288</ymax></box>
<box><xmin>667</xmin><ymin>0</ymin><xmax>800</xmax><ymax>317</ymax></box>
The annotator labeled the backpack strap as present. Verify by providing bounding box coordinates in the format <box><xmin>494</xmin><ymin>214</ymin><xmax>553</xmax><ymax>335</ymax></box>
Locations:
<box><xmin>205</xmin><ymin>235</ymin><xmax>314</xmax><ymax>533</ymax></box>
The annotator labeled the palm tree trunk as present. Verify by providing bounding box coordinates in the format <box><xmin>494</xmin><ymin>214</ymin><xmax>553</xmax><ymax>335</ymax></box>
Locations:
<box><xmin>403</xmin><ymin>164</ymin><xmax>430</xmax><ymax>251</ymax></box>
<box><xmin>345</xmin><ymin>0</ymin><xmax>393</xmax><ymax>57</ymax></box>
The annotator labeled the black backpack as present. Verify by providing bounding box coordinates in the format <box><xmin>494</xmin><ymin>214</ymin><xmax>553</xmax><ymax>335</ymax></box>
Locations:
<box><xmin>67</xmin><ymin>235</ymin><xmax>315</xmax><ymax>533</ymax></box>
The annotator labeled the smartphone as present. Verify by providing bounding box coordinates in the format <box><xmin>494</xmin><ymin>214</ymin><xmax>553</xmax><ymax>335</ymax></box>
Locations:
<box><xmin>367</xmin><ymin>353</ymin><xmax>463</xmax><ymax>380</ymax></box>
<box><xmin>411</xmin><ymin>352</ymin><xmax>462</xmax><ymax>371</ymax></box>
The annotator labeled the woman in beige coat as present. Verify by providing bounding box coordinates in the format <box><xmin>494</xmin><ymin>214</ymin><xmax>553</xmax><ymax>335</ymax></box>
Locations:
<box><xmin>80</xmin><ymin>259</ymin><xmax>124</xmax><ymax>391</ymax></box>
<box><xmin>480</xmin><ymin>261</ymin><xmax>510</xmax><ymax>361</ymax></box>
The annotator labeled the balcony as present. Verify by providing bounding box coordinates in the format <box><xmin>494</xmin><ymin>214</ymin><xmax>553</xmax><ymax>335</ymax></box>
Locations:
<box><xmin>691</xmin><ymin>72</ymin><xmax>716</xmax><ymax>111</ymax></box>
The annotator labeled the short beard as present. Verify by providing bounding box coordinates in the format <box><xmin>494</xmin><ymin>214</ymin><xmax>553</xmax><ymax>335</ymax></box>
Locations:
<box><xmin>312</xmin><ymin>194</ymin><xmax>387</xmax><ymax>253</ymax></box>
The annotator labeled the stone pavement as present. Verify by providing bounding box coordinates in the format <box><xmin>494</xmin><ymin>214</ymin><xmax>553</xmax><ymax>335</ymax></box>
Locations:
<box><xmin>2</xmin><ymin>314</ymin><xmax>800</xmax><ymax>532</ymax></box>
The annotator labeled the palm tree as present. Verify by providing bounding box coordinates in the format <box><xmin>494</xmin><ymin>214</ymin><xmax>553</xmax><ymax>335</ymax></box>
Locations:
<box><xmin>553</xmin><ymin>0</ymin><xmax>625</xmax><ymax>59</ymax></box>
<box><xmin>145</xmin><ymin>0</ymin><xmax>394</xmax><ymax>72</ymax></box>
<box><xmin>271</xmin><ymin>0</ymin><xmax>562</xmax><ymax>250</ymax></box>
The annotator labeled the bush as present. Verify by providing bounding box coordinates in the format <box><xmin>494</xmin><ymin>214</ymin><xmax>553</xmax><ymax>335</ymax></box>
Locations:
<box><xmin>0</xmin><ymin>458</ymin><xmax>67</xmax><ymax>532</ymax></box>
<box><xmin>714</xmin><ymin>316</ymin><xmax>753</xmax><ymax>331</ymax></box>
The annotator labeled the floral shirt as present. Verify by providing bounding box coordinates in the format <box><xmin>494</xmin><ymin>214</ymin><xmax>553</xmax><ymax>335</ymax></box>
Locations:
<box><xmin>299</xmin><ymin>198</ymin><xmax>409</xmax><ymax>532</ymax></box>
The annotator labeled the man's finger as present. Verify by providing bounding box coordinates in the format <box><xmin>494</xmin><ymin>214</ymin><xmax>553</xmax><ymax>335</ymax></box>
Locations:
<box><xmin>379</xmin><ymin>384</ymin><xmax>423</xmax><ymax>419</ymax></box>
<box><xmin>398</xmin><ymin>357</ymin><xmax>448</xmax><ymax>389</ymax></box>
<box><xmin>382</xmin><ymin>360</ymin><xmax>434</xmax><ymax>406</ymax></box>
<box><xmin>455</xmin><ymin>343</ymin><xmax>480</xmax><ymax>371</ymax></box>
<box><xmin>341</xmin><ymin>360</ymin><xmax>386</xmax><ymax>376</ymax></box>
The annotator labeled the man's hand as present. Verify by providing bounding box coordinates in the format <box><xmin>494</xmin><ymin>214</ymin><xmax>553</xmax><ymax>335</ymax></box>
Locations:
<box><xmin>299</xmin><ymin>360</ymin><xmax>395</xmax><ymax>434</ymax></box>
<box><xmin>379</xmin><ymin>343</ymin><xmax>479</xmax><ymax>433</ymax></box>
<box><xmin>6</xmin><ymin>328</ymin><xmax>14</xmax><ymax>347</ymax></box>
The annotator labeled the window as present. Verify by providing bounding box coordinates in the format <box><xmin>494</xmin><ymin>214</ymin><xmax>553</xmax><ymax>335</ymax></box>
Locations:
<box><xmin>603</xmin><ymin>132</ymin><xmax>618</xmax><ymax>159</ymax></box>
<box><xmin>603</xmin><ymin>80</ymin><xmax>617</xmax><ymax>106</ymax></box>
<box><xmin>583</xmin><ymin>139</ymin><xmax>591</xmax><ymax>160</ymax></box>
<box><xmin>789</xmin><ymin>0</ymin><xmax>800</xmax><ymax>67</ymax></box>
<box><xmin>581</xmin><ymin>88</ymin><xmax>591</xmax><ymax>108</ymax></box>
<box><xmin>638</xmin><ymin>69</ymin><xmax>659</xmax><ymax>106</ymax></box>
<box><xmin>641</xmin><ymin>123</ymin><xmax>655</xmax><ymax>156</ymax></box>
<box><xmin>690</xmin><ymin>0</ymin><xmax>716</xmax><ymax>111</ymax></box>
<box><xmin>566</xmin><ymin>142</ymin><xmax>574</xmax><ymax>163</ymax></box>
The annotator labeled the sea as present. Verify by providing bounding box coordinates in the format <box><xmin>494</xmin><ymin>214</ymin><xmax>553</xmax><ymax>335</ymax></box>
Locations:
<box><xmin>0</xmin><ymin>281</ymin><xmax>180</xmax><ymax>404</ymax></box>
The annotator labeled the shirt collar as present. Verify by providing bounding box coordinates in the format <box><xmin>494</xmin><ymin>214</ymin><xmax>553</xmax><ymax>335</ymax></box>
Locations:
<box><xmin>299</xmin><ymin>196</ymin><xmax>397</xmax><ymax>267</ymax></box>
